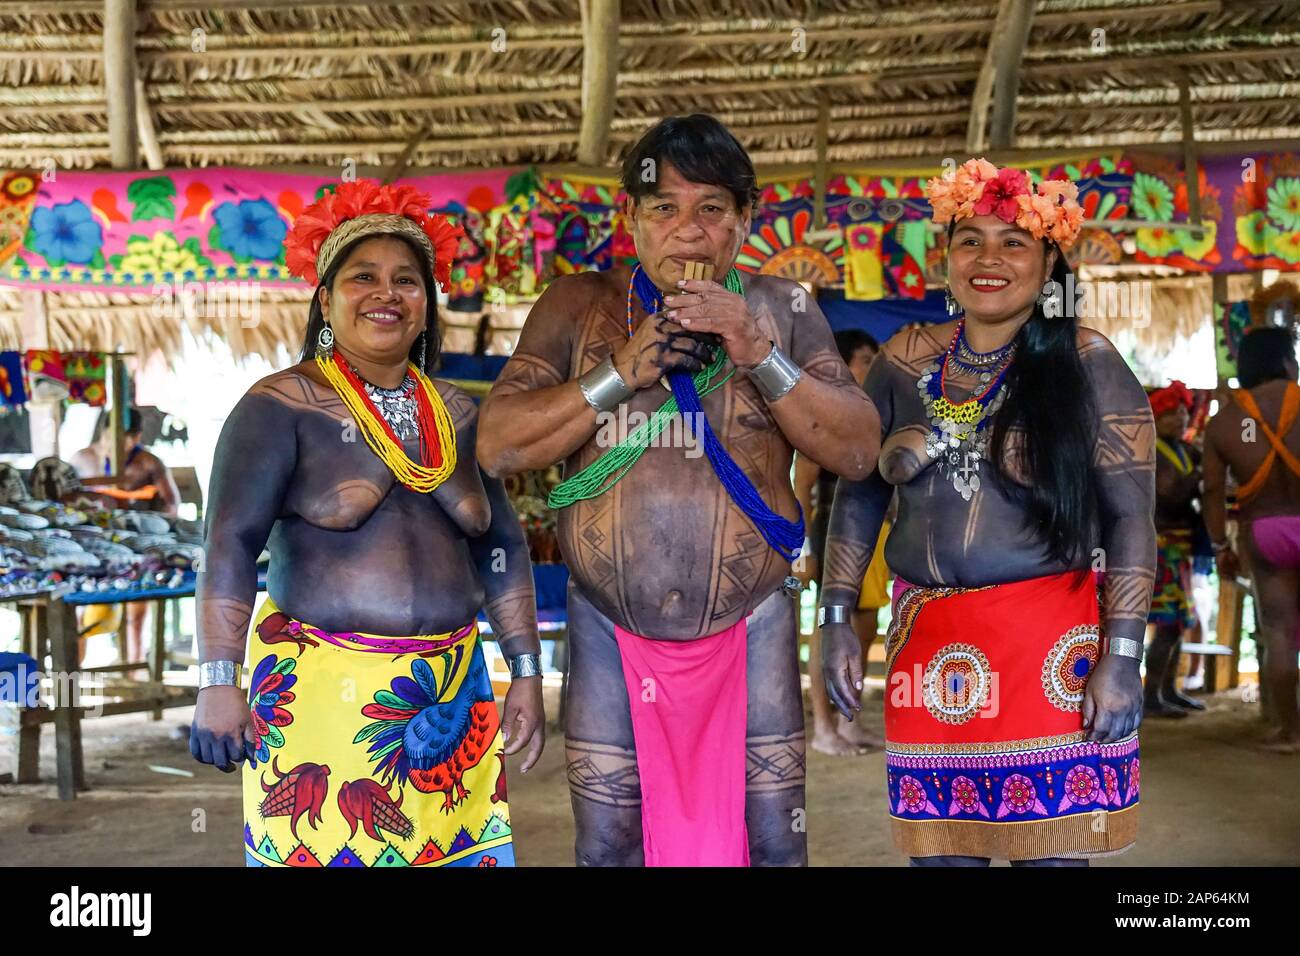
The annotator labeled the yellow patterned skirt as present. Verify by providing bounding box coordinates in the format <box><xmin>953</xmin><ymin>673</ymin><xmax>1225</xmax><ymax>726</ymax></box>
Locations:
<box><xmin>241</xmin><ymin>597</ymin><xmax>513</xmax><ymax>867</ymax></box>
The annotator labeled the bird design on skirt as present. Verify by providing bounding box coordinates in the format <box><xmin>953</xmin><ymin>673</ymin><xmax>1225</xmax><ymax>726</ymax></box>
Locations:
<box><xmin>353</xmin><ymin>643</ymin><xmax>500</xmax><ymax>813</ymax></box>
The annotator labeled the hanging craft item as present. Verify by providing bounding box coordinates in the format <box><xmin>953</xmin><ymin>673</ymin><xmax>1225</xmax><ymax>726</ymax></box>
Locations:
<box><xmin>24</xmin><ymin>350</ymin><xmax>69</xmax><ymax>402</ymax></box>
<box><xmin>0</xmin><ymin>351</ymin><xmax>28</xmax><ymax>406</ymax></box>
<box><xmin>65</xmin><ymin>352</ymin><xmax>108</xmax><ymax>406</ymax></box>
<box><xmin>1214</xmin><ymin>300</ymin><xmax>1253</xmax><ymax>381</ymax></box>
<box><xmin>918</xmin><ymin>321</ymin><xmax>1015</xmax><ymax>501</ymax></box>
<box><xmin>842</xmin><ymin>223</ymin><xmax>885</xmax><ymax>300</ymax></box>
<box><xmin>550</xmin><ymin>263</ymin><xmax>804</xmax><ymax>561</ymax></box>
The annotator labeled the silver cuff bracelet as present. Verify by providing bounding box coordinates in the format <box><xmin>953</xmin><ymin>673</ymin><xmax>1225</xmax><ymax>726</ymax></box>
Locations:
<box><xmin>1106</xmin><ymin>637</ymin><xmax>1143</xmax><ymax>660</ymax></box>
<box><xmin>578</xmin><ymin>358</ymin><xmax>635</xmax><ymax>412</ymax></box>
<box><xmin>747</xmin><ymin>342</ymin><xmax>802</xmax><ymax>402</ymax></box>
<box><xmin>817</xmin><ymin>605</ymin><xmax>852</xmax><ymax>627</ymax></box>
<box><xmin>199</xmin><ymin>660</ymin><xmax>241</xmax><ymax>690</ymax></box>
<box><xmin>507</xmin><ymin>653</ymin><xmax>543</xmax><ymax>680</ymax></box>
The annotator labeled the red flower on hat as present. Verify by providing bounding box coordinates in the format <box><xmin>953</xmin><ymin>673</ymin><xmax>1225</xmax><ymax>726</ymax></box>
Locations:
<box><xmin>284</xmin><ymin>179</ymin><xmax>465</xmax><ymax>292</ymax></box>
<box><xmin>973</xmin><ymin>167</ymin><xmax>1030</xmax><ymax>223</ymax></box>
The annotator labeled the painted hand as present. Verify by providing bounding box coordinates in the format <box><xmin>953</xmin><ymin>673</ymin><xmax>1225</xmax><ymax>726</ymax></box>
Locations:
<box><xmin>190</xmin><ymin>685</ymin><xmax>258</xmax><ymax>773</ymax></box>
<box><xmin>821</xmin><ymin>621</ymin><xmax>864</xmax><ymax>721</ymax></box>
<box><xmin>613</xmin><ymin>312</ymin><xmax>715</xmax><ymax>390</ymax></box>
<box><xmin>1082</xmin><ymin>654</ymin><xmax>1144</xmax><ymax>743</ymax></box>
<box><xmin>501</xmin><ymin>675</ymin><xmax>545</xmax><ymax>773</ymax></box>
<box><xmin>665</xmin><ymin>278</ymin><xmax>770</xmax><ymax>370</ymax></box>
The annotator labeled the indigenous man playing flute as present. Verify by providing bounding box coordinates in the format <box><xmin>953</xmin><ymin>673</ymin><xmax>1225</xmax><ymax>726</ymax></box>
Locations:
<box><xmin>478</xmin><ymin>114</ymin><xmax>880</xmax><ymax>866</ymax></box>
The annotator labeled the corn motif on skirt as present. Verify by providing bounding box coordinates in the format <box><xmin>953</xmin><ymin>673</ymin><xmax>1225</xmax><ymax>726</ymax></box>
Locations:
<box><xmin>884</xmin><ymin>571</ymin><xmax>1138</xmax><ymax>860</ymax></box>
<box><xmin>242</xmin><ymin>598</ymin><xmax>513</xmax><ymax>867</ymax></box>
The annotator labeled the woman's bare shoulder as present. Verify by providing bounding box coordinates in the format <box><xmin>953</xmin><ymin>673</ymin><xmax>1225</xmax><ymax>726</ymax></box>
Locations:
<box><xmin>879</xmin><ymin>320</ymin><xmax>958</xmax><ymax>372</ymax></box>
<box><xmin>245</xmin><ymin>362</ymin><xmax>343</xmax><ymax>417</ymax></box>
<box><xmin>1076</xmin><ymin>325</ymin><xmax>1115</xmax><ymax>355</ymax></box>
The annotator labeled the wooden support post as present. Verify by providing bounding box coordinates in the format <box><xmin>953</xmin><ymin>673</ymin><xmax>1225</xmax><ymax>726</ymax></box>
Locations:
<box><xmin>106</xmin><ymin>354</ymin><xmax>132</xmax><ymax>475</ymax></box>
<box><xmin>576</xmin><ymin>0</ymin><xmax>620</xmax><ymax>167</ymax></box>
<box><xmin>150</xmin><ymin>599</ymin><xmax>166</xmax><ymax>720</ymax></box>
<box><xmin>103</xmin><ymin>0</ymin><xmax>140</xmax><ymax>170</ymax></box>
<box><xmin>15</xmin><ymin>604</ymin><xmax>40</xmax><ymax>783</ymax></box>
<box><xmin>814</xmin><ymin>96</ymin><xmax>829</xmax><ymax>230</ymax></box>
<box><xmin>47</xmin><ymin>600</ymin><xmax>86</xmax><ymax>799</ymax></box>
<box><xmin>1214</xmin><ymin>577</ymin><xmax>1245</xmax><ymax>692</ymax></box>
<box><xmin>1178</xmin><ymin>72</ymin><xmax>1204</xmax><ymax>242</ymax></box>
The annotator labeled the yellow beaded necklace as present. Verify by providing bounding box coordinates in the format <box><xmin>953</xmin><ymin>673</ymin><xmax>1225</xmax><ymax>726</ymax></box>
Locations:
<box><xmin>315</xmin><ymin>352</ymin><xmax>458</xmax><ymax>493</ymax></box>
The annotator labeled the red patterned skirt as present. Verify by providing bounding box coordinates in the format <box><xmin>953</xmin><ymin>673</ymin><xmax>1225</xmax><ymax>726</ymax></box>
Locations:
<box><xmin>884</xmin><ymin>571</ymin><xmax>1138</xmax><ymax>860</ymax></box>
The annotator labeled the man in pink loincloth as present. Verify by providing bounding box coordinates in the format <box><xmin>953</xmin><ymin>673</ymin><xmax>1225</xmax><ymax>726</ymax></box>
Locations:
<box><xmin>478</xmin><ymin>115</ymin><xmax>881</xmax><ymax>864</ymax></box>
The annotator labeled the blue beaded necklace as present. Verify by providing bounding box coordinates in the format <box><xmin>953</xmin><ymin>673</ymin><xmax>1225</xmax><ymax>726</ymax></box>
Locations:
<box><xmin>630</xmin><ymin>264</ymin><xmax>805</xmax><ymax>562</ymax></box>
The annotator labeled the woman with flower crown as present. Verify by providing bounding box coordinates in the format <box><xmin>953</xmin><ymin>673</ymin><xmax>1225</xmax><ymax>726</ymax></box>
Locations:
<box><xmin>190</xmin><ymin>180</ymin><xmax>544</xmax><ymax>867</ymax></box>
<box><xmin>819</xmin><ymin>159</ymin><xmax>1154</xmax><ymax>865</ymax></box>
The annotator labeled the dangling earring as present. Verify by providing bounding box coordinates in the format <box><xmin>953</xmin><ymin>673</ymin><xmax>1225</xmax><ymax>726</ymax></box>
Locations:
<box><xmin>944</xmin><ymin>286</ymin><xmax>961</xmax><ymax>316</ymax></box>
<box><xmin>417</xmin><ymin>331</ymin><xmax>427</xmax><ymax>373</ymax></box>
<box><xmin>315</xmin><ymin>320</ymin><xmax>334</xmax><ymax>358</ymax></box>
<box><xmin>1038</xmin><ymin>279</ymin><xmax>1063</xmax><ymax>317</ymax></box>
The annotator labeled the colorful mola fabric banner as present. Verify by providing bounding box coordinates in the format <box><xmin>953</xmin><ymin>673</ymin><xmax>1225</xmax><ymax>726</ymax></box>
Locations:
<box><xmin>6</xmin><ymin>168</ymin><xmax>517</xmax><ymax>293</ymax></box>
<box><xmin>0</xmin><ymin>171</ymin><xmax>40</xmax><ymax>275</ymax></box>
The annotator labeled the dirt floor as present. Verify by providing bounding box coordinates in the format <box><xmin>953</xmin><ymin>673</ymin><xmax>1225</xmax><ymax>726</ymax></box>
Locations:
<box><xmin>1</xmin><ymin>685</ymin><xmax>1297</xmax><ymax>866</ymax></box>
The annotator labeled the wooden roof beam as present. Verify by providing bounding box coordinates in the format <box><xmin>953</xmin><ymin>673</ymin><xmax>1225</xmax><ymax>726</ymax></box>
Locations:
<box><xmin>133</xmin><ymin>75</ymin><xmax>163</xmax><ymax>169</ymax></box>
<box><xmin>102</xmin><ymin>0</ymin><xmax>138</xmax><ymax>169</ymax></box>
<box><xmin>989</xmin><ymin>0</ymin><xmax>1036</xmax><ymax>150</ymax></box>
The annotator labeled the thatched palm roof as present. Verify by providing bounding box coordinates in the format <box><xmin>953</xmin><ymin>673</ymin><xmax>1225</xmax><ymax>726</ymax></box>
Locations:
<box><xmin>0</xmin><ymin>0</ymin><xmax>1297</xmax><ymax>172</ymax></box>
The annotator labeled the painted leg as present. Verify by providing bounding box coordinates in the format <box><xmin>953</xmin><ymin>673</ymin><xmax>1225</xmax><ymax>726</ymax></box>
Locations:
<box><xmin>744</xmin><ymin>590</ymin><xmax>808</xmax><ymax>866</ymax></box>
<box><xmin>1242</xmin><ymin>525</ymin><xmax>1299</xmax><ymax>750</ymax></box>
<box><xmin>564</xmin><ymin>586</ymin><xmax>644</xmax><ymax>866</ymax></box>
<box><xmin>1143</xmin><ymin>626</ymin><xmax>1187</xmax><ymax>717</ymax></box>
<box><xmin>1254</xmin><ymin>565</ymin><xmax>1300</xmax><ymax>751</ymax></box>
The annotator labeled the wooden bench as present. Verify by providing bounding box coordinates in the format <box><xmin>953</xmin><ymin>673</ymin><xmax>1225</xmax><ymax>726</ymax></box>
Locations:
<box><xmin>1180</xmin><ymin>641</ymin><xmax>1235</xmax><ymax>692</ymax></box>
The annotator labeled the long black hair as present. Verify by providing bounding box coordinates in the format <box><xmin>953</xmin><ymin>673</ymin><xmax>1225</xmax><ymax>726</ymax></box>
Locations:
<box><xmin>299</xmin><ymin>232</ymin><xmax>441</xmax><ymax>376</ymax></box>
<box><xmin>986</xmin><ymin>247</ymin><xmax>1099</xmax><ymax>567</ymax></box>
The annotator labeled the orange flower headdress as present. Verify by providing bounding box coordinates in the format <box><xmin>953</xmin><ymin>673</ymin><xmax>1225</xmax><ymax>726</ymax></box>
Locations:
<box><xmin>284</xmin><ymin>179</ymin><xmax>464</xmax><ymax>291</ymax></box>
<box><xmin>925</xmin><ymin>158</ymin><xmax>1085</xmax><ymax>250</ymax></box>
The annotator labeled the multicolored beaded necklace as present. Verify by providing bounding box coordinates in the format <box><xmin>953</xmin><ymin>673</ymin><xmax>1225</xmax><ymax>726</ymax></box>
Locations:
<box><xmin>919</xmin><ymin>320</ymin><xmax>1015</xmax><ymax>501</ymax></box>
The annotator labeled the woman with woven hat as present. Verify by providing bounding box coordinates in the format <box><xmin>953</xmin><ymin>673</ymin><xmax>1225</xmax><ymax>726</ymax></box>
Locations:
<box><xmin>1143</xmin><ymin>380</ymin><xmax>1207</xmax><ymax>718</ymax></box>
<box><xmin>191</xmin><ymin>180</ymin><xmax>544</xmax><ymax>867</ymax></box>
<box><xmin>820</xmin><ymin>159</ymin><xmax>1154</xmax><ymax>865</ymax></box>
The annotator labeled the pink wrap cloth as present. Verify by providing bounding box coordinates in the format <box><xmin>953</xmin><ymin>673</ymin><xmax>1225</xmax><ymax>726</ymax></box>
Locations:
<box><xmin>1252</xmin><ymin>516</ymin><xmax>1300</xmax><ymax>648</ymax></box>
<box><xmin>614</xmin><ymin>617</ymin><xmax>750</xmax><ymax>867</ymax></box>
